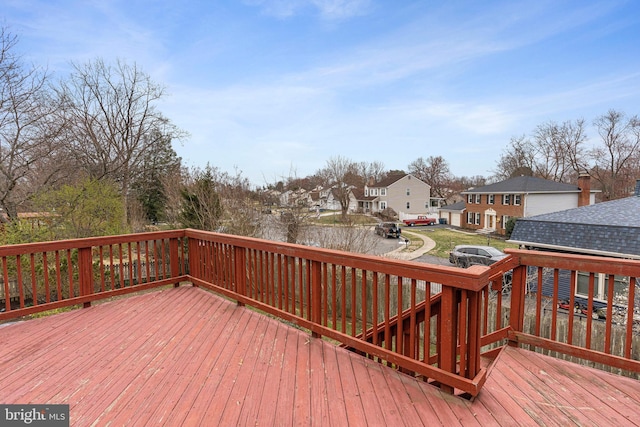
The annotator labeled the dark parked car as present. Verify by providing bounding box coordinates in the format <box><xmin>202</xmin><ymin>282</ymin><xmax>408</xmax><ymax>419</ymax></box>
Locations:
<box><xmin>449</xmin><ymin>245</ymin><xmax>513</xmax><ymax>293</ymax></box>
<box><xmin>375</xmin><ymin>222</ymin><xmax>401</xmax><ymax>238</ymax></box>
<box><xmin>448</xmin><ymin>245</ymin><xmax>507</xmax><ymax>268</ymax></box>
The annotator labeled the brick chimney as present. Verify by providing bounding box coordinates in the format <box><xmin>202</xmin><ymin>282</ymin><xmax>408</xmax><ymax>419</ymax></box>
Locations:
<box><xmin>578</xmin><ymin>173</ymin><xmax>591</xmax><ymax>206</ymax></box>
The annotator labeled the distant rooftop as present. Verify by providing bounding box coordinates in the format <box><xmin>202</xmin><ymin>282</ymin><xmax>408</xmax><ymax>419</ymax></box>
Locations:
<box><xmin>462</xmin><ymin>176</ymin><xmax>582</xmax><ymax>194</ymax></box>
<box><xmin>509</xmin><ymin>195</ymin><xmax>640</xmax><ymax>258</ymax></box>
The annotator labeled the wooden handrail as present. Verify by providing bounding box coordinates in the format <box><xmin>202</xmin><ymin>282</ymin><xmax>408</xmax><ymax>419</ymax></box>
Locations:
<box><xmin>2</xmin><ymin>229</ymin><xmax>637</xmax><ymax>398</ymax></box>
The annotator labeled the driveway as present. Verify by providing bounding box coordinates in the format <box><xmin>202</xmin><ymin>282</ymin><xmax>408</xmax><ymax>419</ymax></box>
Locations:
<box><xmin>379</xmin><ymin>227</ymin><xmax>455</xmax><ymax>267</ymax></box>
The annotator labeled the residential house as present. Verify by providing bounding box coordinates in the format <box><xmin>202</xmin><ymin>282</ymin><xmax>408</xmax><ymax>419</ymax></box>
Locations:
<box><xmin>508</xmin><ymin>180</ymin><xmax>640</xmax><ymax>305</ymax></box>
<box><xmin>327</xmin><ymin>187</ymin><xmax>358</xmax><ymax>212</ymax></box>
<box><xmin>461</xmin><ymin>174</ymin><xmax>596</xmax><ymax>235</ymax></box>
<box><xmin>437</xmin><ymin>201</ymin><xmax>466</xmax><ymax>227</ymax></box>
<box><xmin>278</xmin><ymin>188</ymin><xmax>313</xmax><ymax>208</ymax></box>
<box><xmin>357</xmin><ymin>173</ymin><xmax>432</xmax><ymax>219</ymax></box>
<box><xmin>307</xmin><ymin>187</ymin><xmax>358</xmax><ymax>212</ymax></box>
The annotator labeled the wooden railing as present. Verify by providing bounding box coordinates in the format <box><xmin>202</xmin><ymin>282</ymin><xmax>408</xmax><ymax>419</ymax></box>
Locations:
<box><xmin>0</xmin><ymin>231</ymin><xmax>188</xmax><ymax>320</ymax></box>
<box><xmin>483</xmin><ymin>249</ymin><xmax>640</xmax><ymax>376</ymax></box>
<box><xmin>185</xmin><ymin>229</ymin><xmax>490</xmax><ymax>397</ymax></box>
<box><xmin>2</xmin><ymin>229</ymin><xmax>638</xmax><ymax>397</ymax></box>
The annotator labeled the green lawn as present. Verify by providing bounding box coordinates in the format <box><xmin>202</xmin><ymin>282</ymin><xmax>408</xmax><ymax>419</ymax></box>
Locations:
<box><xmin>408</xmin><ymin>228</ymin><xmax>519</xmax><ymax>259</ymax></box>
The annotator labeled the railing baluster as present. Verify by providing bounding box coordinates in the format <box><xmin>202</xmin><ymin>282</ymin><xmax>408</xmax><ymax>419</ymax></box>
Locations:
<box><xmin>384</xmin><ymin>274</ymin><xmax>391</xmax><ymax>365</ymax></box>
<box><xmin>625</xmin><ymin>277</ymin><xmax>636</xmax><ymax>359</ymax></box>
<box><xmin>586</xmin><ymin>272</ymin><xmax>595</xmax><ymax>349</ymax></box>
<box><xmin>311</xmin><ymin>260</ymin><xmax>321</xmax><ymax>338</ymax></box>
<box><xmin>322</xmin><ymin>262</ymin><xmax>328</xmax><ymax>327</ymax></box>
<box><xmin>551</xmin><ymin>269</ymin><xmax>559</xmax><ymax>342</ymax></box>
<box><xmin>424</xmin><ymin>281</ymin><xmax>431</xmax><ymax>363</ymax></box>
<box><xmin>535</xmin><ymin>267</ymin><xmax>543</xmax><ymax>335</ymax></box>
<box><xmin>43</xmin><ymin>252</ymin><xmax>50</xmax><ymax>303</ymax></box>
<box><xmin>341</xmin><ymin>266</ymin><xmax>346</xmax><ymax>334</ymax></box>
<box><xmin>2</xmin><ymin>257</ymin><xmax>10</xmax><ymax>312</ymax></box>
<box><xmin>17</xmin><ymin>255</ymin><xmax>24</xmax><ymax>308</ymax></box>
<box><xmin>30</xmin><ymin>254</ymin><xmax>37</xmax><ymax>307</ymax></box>
<box><xmin>361</xmin><ymin>270</ymin><xmax>367</xmax><ymax>345</ymax></box>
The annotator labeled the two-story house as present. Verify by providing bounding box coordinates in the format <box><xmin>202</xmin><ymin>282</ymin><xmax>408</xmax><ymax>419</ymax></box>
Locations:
<box><xmin>461</xmin><ymin>174</ymin><xmax>596</xmax><ymax>235</ymax></box>
<box><xmin>357</xmin><ymin>174</ymin><xmax>432</xmax><ymax>218</ymax></box>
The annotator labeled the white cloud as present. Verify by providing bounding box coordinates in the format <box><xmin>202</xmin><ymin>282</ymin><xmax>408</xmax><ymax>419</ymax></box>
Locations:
<box><xmin>244</xmin><ymin>0</ymin><xmax>371</xmax><ymax>20</ymax></box>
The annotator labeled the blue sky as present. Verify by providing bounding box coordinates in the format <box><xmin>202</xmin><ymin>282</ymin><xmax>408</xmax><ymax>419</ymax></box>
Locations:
<box><xmin>3</xmin><ymin>0</ymin><xmax>640</xmax><ymax>186</ymax></box>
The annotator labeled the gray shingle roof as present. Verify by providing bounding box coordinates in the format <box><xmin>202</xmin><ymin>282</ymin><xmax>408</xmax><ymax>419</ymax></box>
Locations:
<box><xmin>439</xmin><ymin>201</ymin><xmax>466</xmax><ymax>212</ymax></box>
<box><xmin>372</xmin><ymin>174</ymin><xmax>406</xmax><ymax>187</ymax></box>
<box><xmin>509</xmin><ymin>196</ymin><xmax>640</xmax><ymax>257</ymax></box>
<box><xmin>463</xmin><ymin>176</ymin><xmax>580</xmax><ymax>194</ymax></box>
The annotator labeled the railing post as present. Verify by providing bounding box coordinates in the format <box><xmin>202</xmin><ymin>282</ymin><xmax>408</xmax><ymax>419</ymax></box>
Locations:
<box><xmin>234</xmin><ymin>246</ymin><xmax>246</xmax><ymax>307</ymax></box>
<box><xmin>78</xmin><ymin>246</ymin><xmax>93</xmax><ymax>308</ymax></box>
<box><xmin>311</xmin><ymin>260</ymin><xmax>322</xmax><ymax>338</ymax></box>
<box><xmin>439</xmin><ymin>285</ymin><xmax>458</xmax><ymax>394</ymax></box>
<box><xmin>508</xmin><ymin>264</ymin><xmax>527</xmax><ymax>346</ymax></box>
<box><xmin>170</xmin><ymin>237</ymin><xmax>180</xmax><ymax>287</ymax></box>
<box><xmin>188</xmin><ymin>238</ymin><xmax>199</xmax><ymax>288</ymax></box>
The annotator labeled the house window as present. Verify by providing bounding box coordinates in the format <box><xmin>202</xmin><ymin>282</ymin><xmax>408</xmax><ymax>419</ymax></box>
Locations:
<box><xmin>380</xmin><ymin>189</ymin><xmax>386</xmax><ymax>196</ymax></box>
<box><xmin>365</xmin><ymin>189</ymin><xmax>369</xmax><ymax>196</ymax></box>
<box><xmin>488</xmin><ymin>194</ymin><xmax>494</xmax><ymax>205</ymax></box>
<box><xmin>501</xmin><ymin>215</ymin><xmax>510</xmax><ymax>228</ymax></box>
<box><xmin>380</xmin><ymin>201</ymin><xmax>387</xmax><ymax>210</ymax></box>
<box><xmin>371</xmin><ymin>189</ymin><xmax>378</xmax><ymax>196</ymax></box>
<box><xmin>475</xmin><ymin>194</ymin><xmax>481</xmax><ymax>204</ymax></box>
<box><xmin>467</xmin><ymin>212</ymin><xmax>474</xmax><ymax>223</ymax></box>
<box><xmin>514</xmin><ymin>194</ymin><xmax>521</xmax><ymax>206</ymax></box>
<box><xmin>406</xmin><ymin>202</ymin><xmax>410</xmax><ymax>209</ymax></box>
<box><xmin>576</xmin><ymin>272</ymin><xmax>628</xmax><ymax>302</ymax></box>
<box><xmin>467</xmin><ymin>194</ymin><xmax>473</xmax><ymax>203</ymax></box>
<box><xmin>406</xmin><ymin>188</ymin><xmax>410</xmax><ymax>196</ymax></box>
<box><xmin>475</xmin><ymin>213</ymin><xmax>480</xmax><ymax>225</ymax></box>
<box><xmin>502</xmin><ymin>194</ymin><xmax>511</xmax><ymax>205</ymax></box>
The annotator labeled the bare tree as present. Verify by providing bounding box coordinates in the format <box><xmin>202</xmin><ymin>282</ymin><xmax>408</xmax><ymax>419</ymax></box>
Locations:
<box><xmin>319</xmin><ymin>156</ymin><xmax>357</xmax><ymax>220</ymax></box>
<box><xmin>57</xmin><ymin>58</ymin><xmax>187</xmax><ymax>225</ymax></box>
<box><xmin>407</xmin><ymin>156</ymin><xmax>451</xmax><ymax>199</ymax></box>
<box><xmin>355</xmin><ymin>160</ymin><xmax>386</xmax><ymax>186</ymax></box>
<box><xmin>306</xmin><ymin>217</ymin><xmax>378</xmax><ymax>254</ymax></box>
<box><xmin>493</xmin><ymin>135</ymin><xmax>536</xmax><ymax>181</ymax></box>
<box><xmin>0</xmin><ymin>27</ymin><xmax>69</xmax><ymax>220</ymax></box>
<box><xmin>159</xmin><ymin>166</ymin><xmax>187</xmax><ymax>227</ymax></box>
<box><xmin>590</xmin><ymin>110</ymin><xmax>640</xmax><ymax>200</ymax></box>
<box><xmin>531</xmin><ymin>119</ymin><xmax>587</xmax><ymax>182</ymax></box>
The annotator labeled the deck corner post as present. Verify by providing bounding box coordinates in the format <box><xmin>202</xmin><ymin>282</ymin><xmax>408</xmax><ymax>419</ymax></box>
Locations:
<box><xmin>169</xmin><ymin>237</ymin><xmax>180</xmax><ymax>287</ymax></box>
<box><xmin>234</xmin><ymin>246</ymin><xmax>246</xmax><ymax>307</ymax></box>
<box><xmin>508</xmin><ymin>264</ymin><xmax>526</xmax><ymax>347</ymax></box>
<box><xmin>78</xmin><ymin>246</ymin><xmax>93</xmax><ymax>308</ymax></box>
<box><xmin>311</xmin><ymin>260</ymin><xmax>322</xmax><ymax>339</ymax></box>
<box><xmin>439</xmin><ymin>285</ymin><xmax>458</xmax><ymax>394</ymax></box>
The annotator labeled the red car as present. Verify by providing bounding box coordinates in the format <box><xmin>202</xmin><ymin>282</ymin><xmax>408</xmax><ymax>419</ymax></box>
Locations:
<box><xmin>402</xmin><ymin>215</ymin><xmax>436</xmax><ymax>226</ymax></box>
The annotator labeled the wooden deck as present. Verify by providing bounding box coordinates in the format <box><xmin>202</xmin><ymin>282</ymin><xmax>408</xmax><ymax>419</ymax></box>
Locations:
<box><xmin>0</xmin><ymin>285</ymin><xmax>638</xmax><ymax>426</ymax></box>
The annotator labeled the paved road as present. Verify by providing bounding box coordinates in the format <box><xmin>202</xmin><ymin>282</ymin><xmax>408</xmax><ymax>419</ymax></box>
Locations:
<box><xmin>375</xmin><ymin>226</ymin><xmax>456</xmax><ymax>267</ymax></box>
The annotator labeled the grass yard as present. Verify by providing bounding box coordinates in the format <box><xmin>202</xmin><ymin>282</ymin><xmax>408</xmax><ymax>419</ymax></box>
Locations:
<box><xmin>410</xmin><ymin>228</ymin><xmax>519</xmax><ymax>259</ymax></box>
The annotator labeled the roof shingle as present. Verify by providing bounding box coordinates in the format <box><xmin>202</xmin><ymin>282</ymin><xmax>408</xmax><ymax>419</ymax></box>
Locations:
<box><xmin>463</xmin><ymin>176</ymin><xmax>580</xmax><ymax>194</ymax></box>
<box><xmin>509</xmin><ymin>196</ymin><xmax>640</xmax><ymax>257</ymax></box>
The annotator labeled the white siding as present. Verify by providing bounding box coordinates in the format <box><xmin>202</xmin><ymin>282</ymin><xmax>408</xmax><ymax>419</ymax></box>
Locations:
<box><xmin>525</xmin><ymin>194</ymin><xmax>579</xmax><ymax>217</ymax></box>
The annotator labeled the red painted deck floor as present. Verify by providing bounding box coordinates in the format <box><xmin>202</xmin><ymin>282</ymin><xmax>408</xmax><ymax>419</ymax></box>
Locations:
<box><xmin>1</xmin><ymin>285</ymin><xmax>638</xmax><ymax>426</ymax></box>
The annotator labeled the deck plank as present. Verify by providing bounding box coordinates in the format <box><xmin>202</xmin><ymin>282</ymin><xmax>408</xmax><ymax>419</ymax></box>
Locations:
<box><xmin>319</xmin><ymin>344</ymin><xmax>349</xmax><ymax>425</ymax></box>
<box><xmin>0</xmin><ymin>285</ymin><xmax>638</xmax><ymax>426</ymax></box>
<box><xmin>506</xmin><ymin>346</ymin><xmax>631</xmax><ymax>427</ymax></box>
